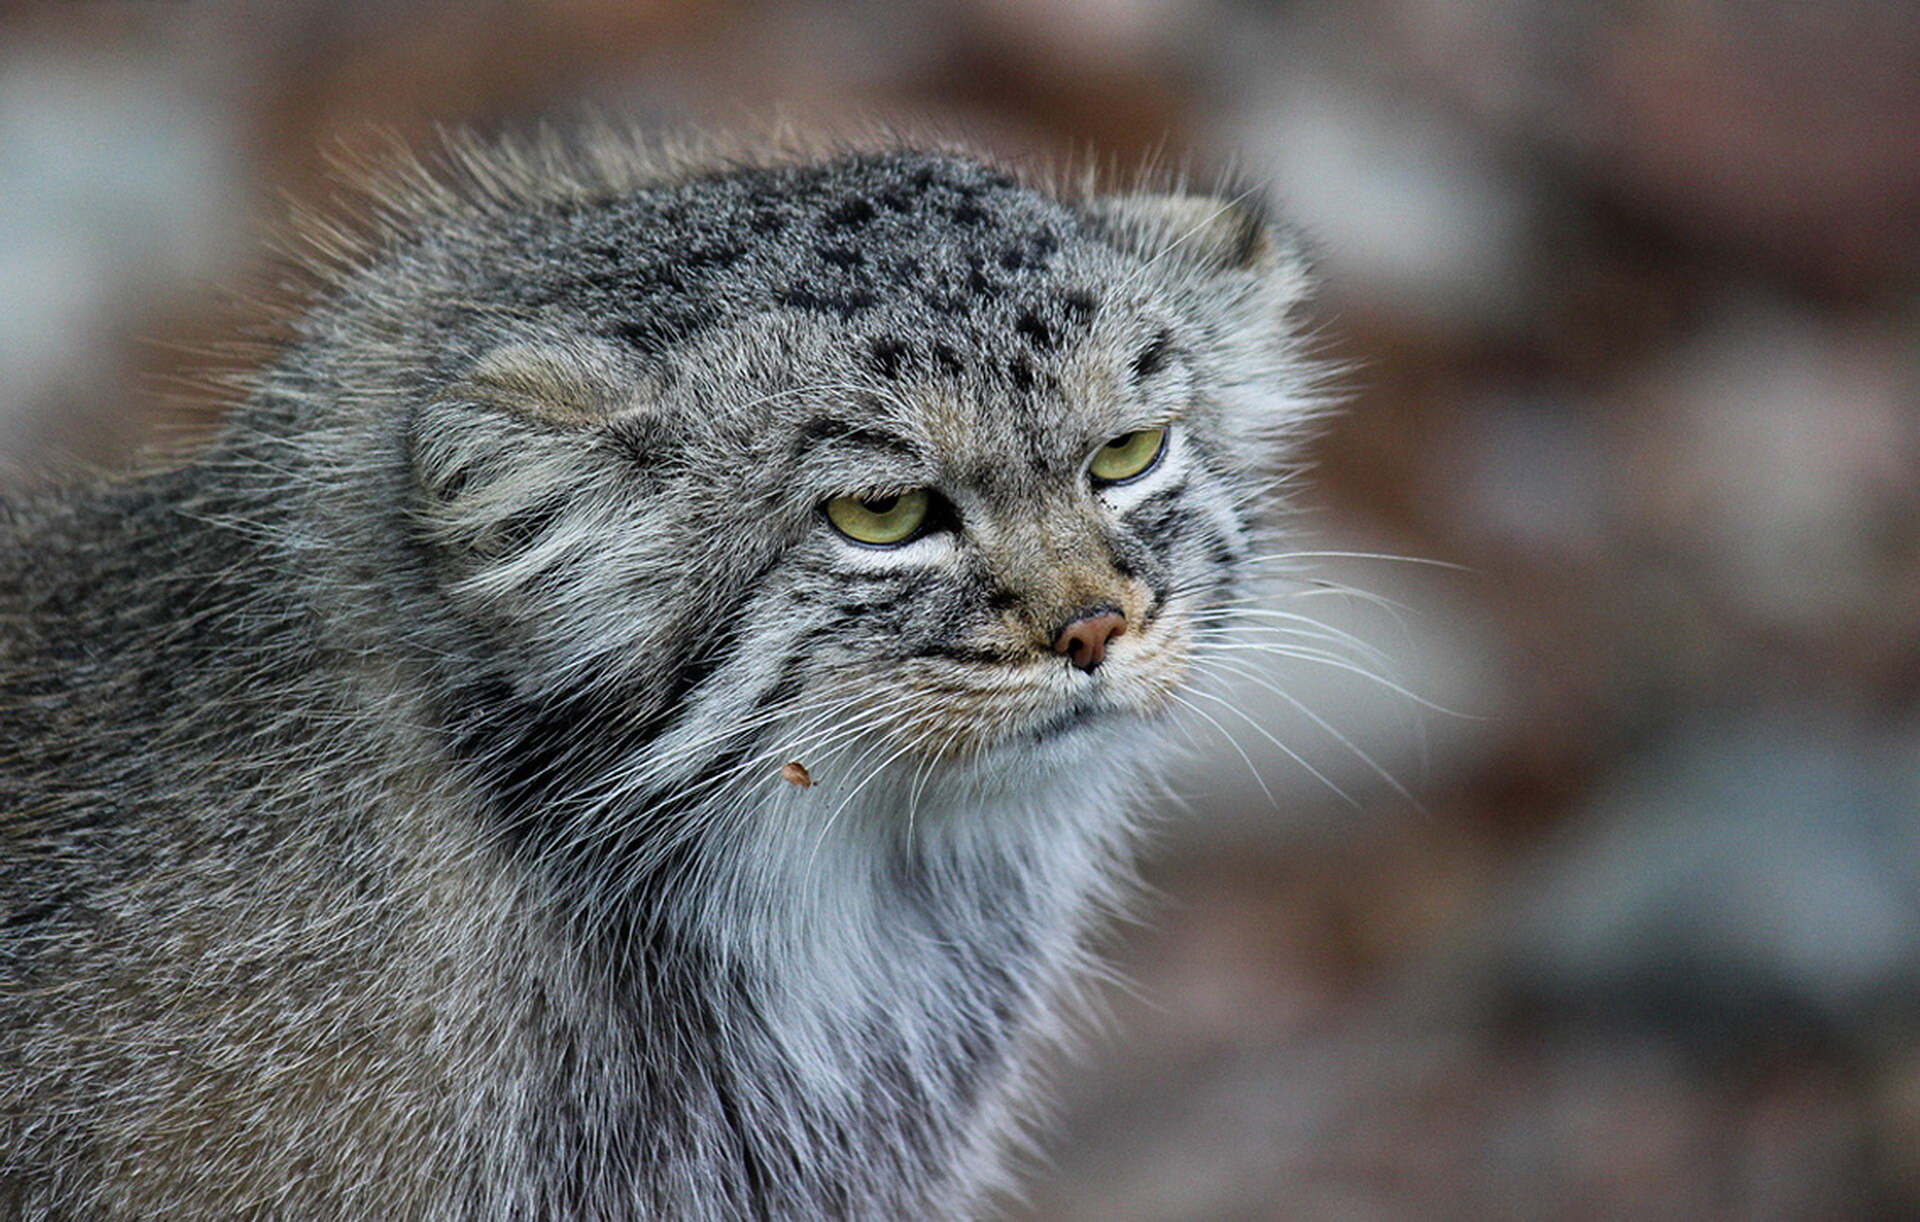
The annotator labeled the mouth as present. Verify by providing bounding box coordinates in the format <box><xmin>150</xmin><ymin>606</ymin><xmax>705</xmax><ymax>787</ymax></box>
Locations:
<box><xmin>1022</xmin><ymin>690</ymin><xmax>1114</xmax><ymax>744</ymax></box>
<box><xmin>1011</xmin><ymin>615</ymin><xmax>1194</xmax><ymax>745</ymax></box>
<box><xmin>805</xmin><ymin>613</ymin><xmax>1192</xmax><ymax>764</ymax></box>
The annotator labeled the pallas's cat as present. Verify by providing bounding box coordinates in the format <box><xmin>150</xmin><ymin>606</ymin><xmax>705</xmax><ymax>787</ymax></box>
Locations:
<box><xmin>0</xmin><ymin>137</ymin><xmax>1318</xmax><ymax>1217</ymax></box>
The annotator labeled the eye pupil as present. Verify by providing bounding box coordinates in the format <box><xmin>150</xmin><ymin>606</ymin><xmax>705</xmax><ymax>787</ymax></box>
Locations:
<box><xmin>865</xmin><ymin>493</ymin><xmax>899</xmax><ymax>514</ymax></box>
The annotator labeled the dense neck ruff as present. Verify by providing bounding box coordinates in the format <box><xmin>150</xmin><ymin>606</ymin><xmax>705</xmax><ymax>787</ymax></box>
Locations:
<box><xmin>443</xmin><ymin>667</ymin><xmax>1152</xmax><ymax>1215</ymax></box>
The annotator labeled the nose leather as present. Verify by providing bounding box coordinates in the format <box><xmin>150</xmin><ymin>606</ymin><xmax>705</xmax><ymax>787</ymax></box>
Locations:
<box><xmin>1053</xmin><ymin>609</ymin><xmax>1126</xmax><ymax>673</ymax></box>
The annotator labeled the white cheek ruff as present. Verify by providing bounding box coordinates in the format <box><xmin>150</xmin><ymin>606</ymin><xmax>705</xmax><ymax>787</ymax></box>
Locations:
<box><xmin>830</xmin><ymin>528</ymin><xmax>960</xmax><ymax>572</ymax></box>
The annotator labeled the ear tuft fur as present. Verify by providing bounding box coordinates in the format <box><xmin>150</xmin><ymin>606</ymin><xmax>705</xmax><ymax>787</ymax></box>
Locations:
<box><xmin>459</xmin><ymin>337</ymin><xmax>634</xmax><ymax>426</ymax></box>
<box><xmin>1080</xmin><ymin>192</ymin><xmax>1284</xmax><ymax>274</ymax></box>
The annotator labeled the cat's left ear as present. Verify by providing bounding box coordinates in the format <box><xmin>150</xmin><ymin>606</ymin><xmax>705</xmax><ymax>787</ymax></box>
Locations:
<box><xmin>1078</xmin><ymin>192</ymin><xmax>1296</xmax><ymax>277</ymax></box>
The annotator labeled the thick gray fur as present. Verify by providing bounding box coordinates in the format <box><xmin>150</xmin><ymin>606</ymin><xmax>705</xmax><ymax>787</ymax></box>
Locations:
<box><xmin>0</xmin><ymin>134</ymin><xmax>1319</xmax><ymax>1218</ymax></box>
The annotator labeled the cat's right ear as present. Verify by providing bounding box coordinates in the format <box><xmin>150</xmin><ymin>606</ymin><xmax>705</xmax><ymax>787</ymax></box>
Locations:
<box><xmin>1078</xmin><ymin>192</ymin><xmax>1301</xmax><ymax>278</ymax></box>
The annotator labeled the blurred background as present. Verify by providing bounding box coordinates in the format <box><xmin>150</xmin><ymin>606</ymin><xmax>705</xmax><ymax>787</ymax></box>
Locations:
<box><xmin>3</xmin><ymin>0</ymin><xmax>1917</xmax><ymax>1216</ymax></box>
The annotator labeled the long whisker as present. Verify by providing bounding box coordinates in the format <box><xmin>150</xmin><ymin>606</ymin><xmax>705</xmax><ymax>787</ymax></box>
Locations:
<box><xmin>1188</xmin><ymin>609</ymin><xmax>1396</xmax><ymax>670</ymax></box>
<box><xmin>1196</xmin><ymin>639</ymin><xmax>1470</xmax><ymax>718</ymax></box>
<box><xmin>801</xmin><ymin>717</ymin><xmax>932</xmax><ymax>886</ymax></box>
<box><xmin>1235</xmin><ymin>549</ymin><xmax>1468</xmax><ymax>572</ymax></box>
<box><xmin>1161</xmin><ymin>690</ymin><xmax>1276</xmax><ymax>807</ymax></box>
<box><xmin>1171</xmin><ymin>686</ymin><xmax>1360</xmax><ymax>809</ymax></box>
<box><xmin>1194</xmin><ymin>652</ymin><xmax>1423</xmax><ymax>812</ymax></box>
<box><xmin>540</xmin><ymin>684</ymin><xmax>933</xmax><ymax>871</ymax></box>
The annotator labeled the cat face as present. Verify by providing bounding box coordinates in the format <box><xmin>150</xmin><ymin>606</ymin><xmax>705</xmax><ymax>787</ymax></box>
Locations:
<box><xmin>408</xmin><ymin>151</ymin><xmax>1314</xmax><ymax>786</ymax></box>
<box><xmin>744</xmin><ymin>293</ymin><xmax>1237</xmax><ymax>759</ymax></box>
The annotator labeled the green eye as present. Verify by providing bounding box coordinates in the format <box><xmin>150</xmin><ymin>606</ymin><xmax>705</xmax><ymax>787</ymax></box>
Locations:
<box><xmin>1089</xmin><ymin>427</ymin><xmax>1167</xmax><ymax>484</ymax></box>
<box><xmin>825</xmin><ymin>488</ymin><xmax>931</xmax><ymax>546</ymax></box>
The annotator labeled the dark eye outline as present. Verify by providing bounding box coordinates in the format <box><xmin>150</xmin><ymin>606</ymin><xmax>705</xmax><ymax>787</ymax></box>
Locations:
<box><xmin>1088</xmin><ymin>427</ymin><xmax>1169</xmax><ymax>487</ymax></box>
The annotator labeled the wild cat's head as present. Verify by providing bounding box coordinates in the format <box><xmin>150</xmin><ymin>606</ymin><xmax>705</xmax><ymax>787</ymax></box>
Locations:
<box><xmin>346</xmin><ymin>141</ymin><xmax>1318</xmax><ymax>801</ymax></box>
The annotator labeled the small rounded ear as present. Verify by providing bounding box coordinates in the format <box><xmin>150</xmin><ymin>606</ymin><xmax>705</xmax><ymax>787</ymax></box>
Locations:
<box><xmin>1080</xmin><ymin>192</ymin><xmax>1286</xmax><ymax>274</ymax></box>
<box><xmin>409</xmin><ymin>336</ymin><xmax>643</xmax><ymax>557</ymax></box>
<box><xmin>458</xmin><ymin>336</ymin><xmax>634</xmax><ymax>426</ymax></box>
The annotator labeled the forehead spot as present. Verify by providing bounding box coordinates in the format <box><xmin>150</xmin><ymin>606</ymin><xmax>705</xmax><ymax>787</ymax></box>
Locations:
<box><xmin>931</xmin><ymin>343</ymin><xmax>965</xmax><ymax>376</ymax></box>
<box><xmin>682</xmin><ymin>242</ymin><xmax>746</xmax><ymax>272</ymax></box>
<box><xmin>869</xmin><ymin>337</ymin><xmax>909</xmax><ymax>380</ymax></box>
<box><xmin>1131</xmin><ymin>330</ymin><xmax>1174</xmax><ymax>381</ymax></box>
<box><xmin>774</xmin><ymin>285</ymin><xmax>879</xmax><ymax>319</ymax></box>
<box><xmin>1015</xmin><ymin>311</ymin><xmax>1055</xmax><ymax>352</ymax></box>
<box><xmin>1008</xmin><ymin>356</ymin><xmax>1036</xmax><ymax>393</ymax></box>
<box><xmin>825</xmin><ymin>197</ymin><xmax>877</xmax><ymax>229</ymax></box>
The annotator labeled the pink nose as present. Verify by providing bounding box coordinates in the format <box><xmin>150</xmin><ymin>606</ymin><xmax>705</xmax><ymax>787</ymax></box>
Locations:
<box><xmin>1053</xmin><ymin>610</ymin><xmax>1126</xmax><ymax>673</ymax></box>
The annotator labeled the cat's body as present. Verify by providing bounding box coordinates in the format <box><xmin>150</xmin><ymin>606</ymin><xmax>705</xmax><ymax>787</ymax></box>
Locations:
<box><xmin>0</xmin><ymin>138</ymin><xmax>1314</xmax><ymax>1217</ymax></box>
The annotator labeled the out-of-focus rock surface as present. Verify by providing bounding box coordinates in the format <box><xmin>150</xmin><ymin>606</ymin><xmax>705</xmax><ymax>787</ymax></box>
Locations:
<box><xmin>3</xmin><ymin>0</ymin><xmax>1916</xmax><ymax>1216</ymax></box>
<box><xmin>1497</xmin><ymin>718</ymin><xmax>1920</xmax><ymax>1046</ymax></box>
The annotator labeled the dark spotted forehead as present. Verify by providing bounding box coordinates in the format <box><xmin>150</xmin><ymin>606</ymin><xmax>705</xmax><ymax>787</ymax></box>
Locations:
<box><xmin>510</xmin><ymin>152</ymin><xmax>1109</xmax><ymax>388</ymax></box>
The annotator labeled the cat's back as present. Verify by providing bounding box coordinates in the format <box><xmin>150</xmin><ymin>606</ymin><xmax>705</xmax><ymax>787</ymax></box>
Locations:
<box><xmin>0</xmin><ymin>466</ymin><xmax>282</xmax><ymax>846</ymax></box>
<box><xmin>0</xmin><ymin>474</ymin><xmax>201</xmax><ymax>948</ymax></box>
<box><xmin>0</xmin><ymin>467</ymin><xmax>527</xmax><ymax>1217</ymax></box>
<box><xmin>0</xmin><ymin>467</ymin><xmax>265</xmax><ymax>1007</ymax></box>
<box><xmin>0</xmin><ymin>472</ymin><xmax>223</xmax><ymax>1209</ymax></box>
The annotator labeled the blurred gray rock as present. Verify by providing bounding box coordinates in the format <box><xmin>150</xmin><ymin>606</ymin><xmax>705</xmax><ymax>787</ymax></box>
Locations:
<box><xmin>1632</xmin><ymin>299</ymin><xmax>1920</xmax><ymax>634</ymax></box>
<box><xmin>1497</xmin><ymin>717</ymin><xmax>1920</xmax><ymax>1048</ymax></box>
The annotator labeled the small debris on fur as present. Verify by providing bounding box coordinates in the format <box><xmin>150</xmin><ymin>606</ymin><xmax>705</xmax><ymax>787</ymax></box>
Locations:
<box><xmin>780</xmin><ymin>761</ymin><xmax>813</xmax><ymax>789</ymax></box>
